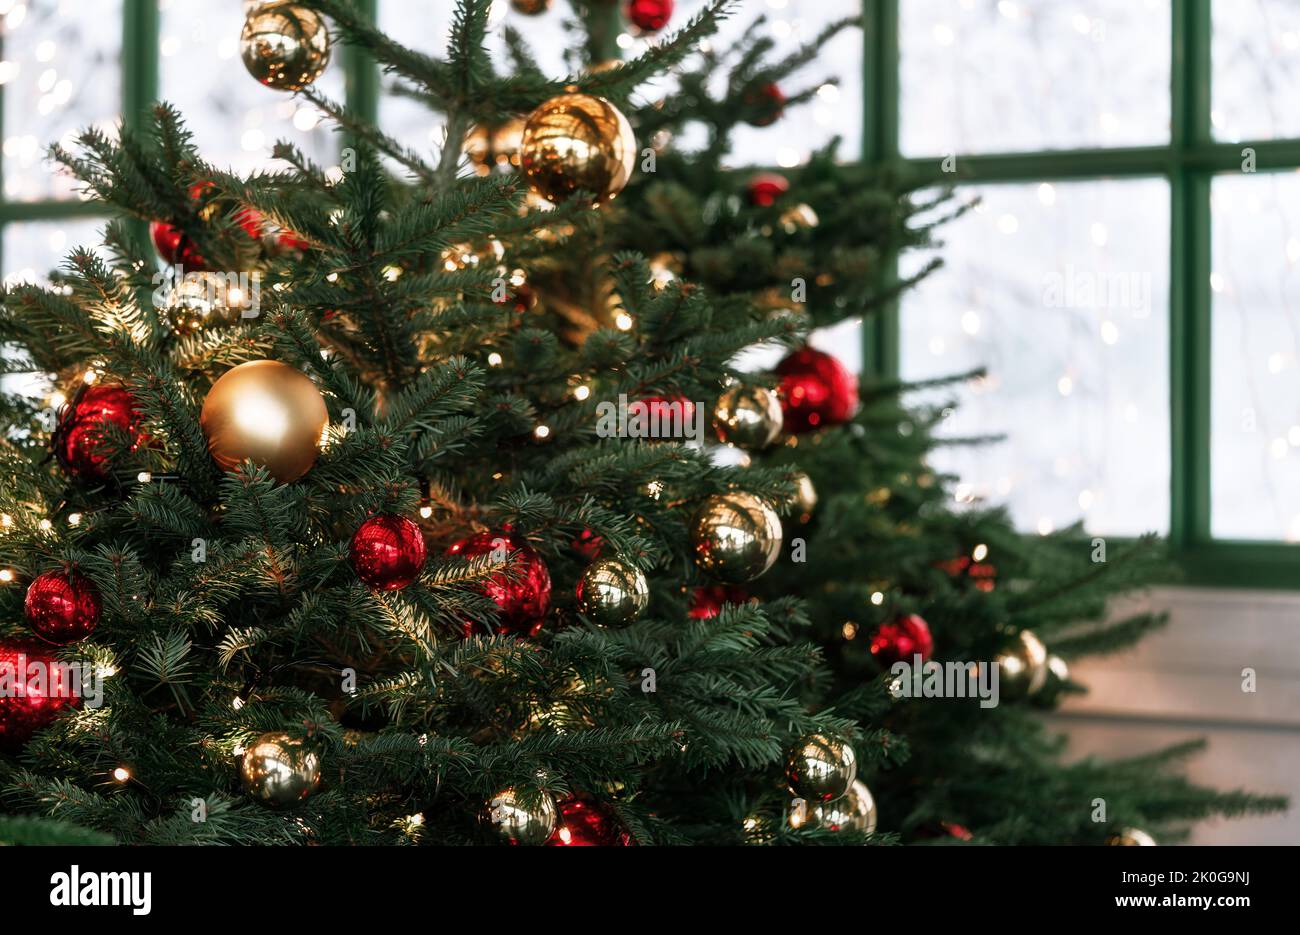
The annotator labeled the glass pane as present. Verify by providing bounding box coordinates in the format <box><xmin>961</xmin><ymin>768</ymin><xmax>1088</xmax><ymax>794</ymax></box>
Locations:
<box><xmin>899</xmin><ymin>0</ymin><xmax>1171</xmax><ymax>157</ymax></box>
<box><xmin>900</xmin><ymin>178</ymin><xmax>1171</xmax><ymax>537</ymax></box>
<box><xmin>1210</xmin><ymin>173</ymin><xmax>1300</xmax><ymax>541</ymax></box>
<box><xmin>2</xmin><ymin>216</ymin><xmax>109</xmax><ymax>287</ymax></box>
<box><xmin>1212</xmin><ymin>0</ymin><xmax>1300</xmax><ymax>142</ymax></box>
<box><xmin>159</xmin><ymin>0</ymin><xmax>345</xmax><ymax>175</ymax></box>
<box><xmin>2</xmin><ymin>0</ymin><xmax>124</xmax><ymax>201</ymax></box>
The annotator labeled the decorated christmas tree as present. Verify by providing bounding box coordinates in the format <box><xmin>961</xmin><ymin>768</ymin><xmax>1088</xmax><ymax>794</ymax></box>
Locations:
<box><xmin>0</xmin><ymin>0</ymin><xmax>1284</xmax><ymax>848</ymax></box>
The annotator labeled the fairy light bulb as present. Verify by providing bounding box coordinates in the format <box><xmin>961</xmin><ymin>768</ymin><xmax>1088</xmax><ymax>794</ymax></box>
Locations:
<box><xmin>419</xmin><ymin>505</ymin><xmax>433</xmax><ymax>519</ymax></box>
<box><xmin>68</xmin><ymin>512</ymin><xmax>82</xmax><ymax>526</ymax></box>
<box><xmin>0</xmin><ymin>569</ymin><xmax>14</xmax><ymax>583</ymax></box>
<box><xmin>573</xmin><ymin>384</ymin><xmax>591</xmax><ymax>401</ymax></box>
<box><xmin>487</xmin><ymin>352</ymin><xmax>503</xmax><ymax>367</ymax></box>
<box><xmin>533</xmin><ymin>424</ymin><xmax>551</xmax><ymax>440</ymax></box>
<box><xmin>83</xmin><ymin>369</ymin><xmax>98</xmax><ymax>384</ymax></box>
<box><xmin>137</xmin><ymin>471</ymin><xmax>152</xmax><ymax>483</ymax></box>
<box><xmin>38</xmin><ymin>518</ymin><xmax>52</xmax><ymax>531</ymax></box>
<box><xmin>113</xmin><ymin>766</ymin><xmax>132</xmax><ymax>783</ymax></box>
<box><xmin>972</xmin><ymin>543</ymin><xmax>989</xmax><ymax>562</ymax></box>
<box><xmin>615</xmin><ymin>312</ymin><xmax>634</xmax><ymax>331</ymax></box>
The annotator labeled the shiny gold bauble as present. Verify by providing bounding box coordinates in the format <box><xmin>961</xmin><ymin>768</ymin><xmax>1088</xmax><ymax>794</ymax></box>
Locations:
<box><xmin>1107</xmin><ymin>827</ymin><xmax>1157</xmax><ymax>846</ymax></box>
<box><xmin>576</xmin><ymin>557</ymin><xmax>649</xmax><ymax>627</ymax></box>
<box><xmin>163</xmin><ymin>272</ymin><xmax>246</xmax><ymax>336</ymax></box>
<box><xmin>482</xmin><ymin>787</ymin><xmax>557</xmax><ymax>845</ymax></box>
<box><xmin>789</xmin><ymin>471</ymin><xmax>817</xmax><ymax>521</ymax></box>
<box><xmin>789</xmin><ymin>779</ymin><xmax>877</xmax><ymax>834</ymax></box>
<box><xmin>239</xmin><ymin>731</ymin><xmax>322</xmax><ymax>807</ymax></box>
<box><xmin>463</xmin><ymin>117</ymin><xmax>526</xmax><ymax>176</ymax></box>
<box><xmin>690</xmin><ymin>492</ymin><xmax>783</xmax><ymax>583</ymax></box>
<box><xmin>713</xmin><ymin>384</ymin><xmax>783</xmax><ymax>450</ymax></box>
<box><xmin>995</xmin><ymin>629</ymin><xmax>1049</xmax><ymax>698</ymax></box>
<box><xmin>510</xmin><ymin>0</ymin><xmax>553</xmax><ymax>13</ymax></box>
<box><xmin>785</xmin><ymin>733</ymin><xmax>857</xmax><ymax>803</ymax></box>
<box><xmin>241</xmin><ymin>2</ymin><xmax>331</xmax><ymax>91</ymax></box>
<box><xmin>520</xmin><ymin>93</ymin><xmax>636</xmax><ymax>206</ymax></box>
<box><xmin>779</xmin><ymin>203</ymin><xmax>819</xmax><ymax>232</ymax></box>
<box><xmin>200</xmin><ymin>360</ymin><xmax>329</xmax><ymax>483</ymax></box>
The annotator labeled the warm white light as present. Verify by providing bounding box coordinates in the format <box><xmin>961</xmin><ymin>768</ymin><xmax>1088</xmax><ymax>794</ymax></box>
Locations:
<box><xmin>38</xmin><ymin>518</ymin><xmax>52</xmax><ymax>531</ymax></box>
<box><xmin>49</xmin><ymin>391</ymin><xmax>67</xmax><ymax>409</ymax></box>
<box><xmin>615</xmin><ymin>312</ymin><xmax>634</xmax><ymax>331</ymax></box>
<box><xmin>487</xmin><ymin>352</ymin><xmax>503</xmax><ymax>367</ymax></box>
<box><xmin>137</xmin><ymin>472</ymin><xmax>152</xmax><ymax>483</ymax></box>
<box><xmin>231</xmin><ymin>696</ymin><xmax>245</xmax><ymax>710</ymax></box>
<box><xmin>971</xmin><ymin>543</ymin><xmax>989</xmax><ymax>562</ymax></box>
<box><xmin>533</xmin><ymin>425</ymin><xmax>551</xmax><ymax>440</ymax></box>
<box><xmin>83</xmin><ymin>369</ymin><xmax>98</xmax><ymax>384</ymax></box>
<box><xmin>870</xmin><ymin>591</ymin><xmax>884</xmax><ymax>606</ymax></box>
<box><xmin>0</xmin><ymin>569</ymin><xmax>13</xmax><ymax>583</ymax></box>
<box><xmin>419</xmin><ymin>505</ymin><xmax>433</xmax><ymax>519</ymax></box>
<box><xmin>113</xmin><ymin>767</ymin><xmax>131</xmax><ymax>783</ymax></box>
<box><xmin>574</xmin><ymin>384</ymin><xmax>591</xmax><ymax>401</ymax></box>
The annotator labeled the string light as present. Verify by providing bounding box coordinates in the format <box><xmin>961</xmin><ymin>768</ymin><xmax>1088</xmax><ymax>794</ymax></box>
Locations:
<box><xmin>614</xmin><ymin>312</ymin><xmax>634</xmax><ymax>331</ymax></box>
<box><xmin>38</xmin><ymin>518</ymin><xmax>52</xmax><ymax>531</ymax></box>
<box><xmin>0</xmin><ymin>569</ymin><xmax>14</xmax><ymax>583</ymax></box>
<box><xmin>137</xmin><ymin>471</ymin><xmax>152</xmax><ymax>483</ymax></box>
<box><xmin>487</xmin><ymin>352</ymin><xmax>503</xmax><ymax>367</ymax></box>
<box><xmin>231</xmin><ymin>696</ymin><xmax>245</xmax><ymax>710</ymax></box>
<box><xmin>83</xmin><ymin>369</ymin><xmax>98</xmax><ymax>384</ymax></box>
<box><xmin>419</xmin><ymin>505</ymin><xmax>433</xmax><ymax>519</ymax></box>
<box><xmin>533</xmin><ymin>424</ymin><xmax>551</xmax><ymax>440</ymax></box>
<box><xmin>841</xmin><ymin>622</ymin><xmax>858</xmax><ymax>640</ymax></box>
<box><xmin>112</xmin><ymin>766</ymin><xmax>132</xmax><ymax>783</ymax></box>
<box><xmin>870</xmin><ymin>591</ymin><xmax>885</xmax><ymax>606</ymax></box>
<box><xmin>971</xmin><ymin>543</ymin><xmax>989</xmax><ymax>562</ymax></box>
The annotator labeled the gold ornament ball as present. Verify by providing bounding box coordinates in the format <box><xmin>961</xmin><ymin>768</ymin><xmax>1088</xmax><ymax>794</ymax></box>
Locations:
<box><xmin>785</xmin><ymin>733</ymin><xmax>857</xmax><ymax>803</ymax></box>
<box><xmin>713</xmin><ymin>384</ymin><xmax>783</xmax><ymax>450</ymax></box>
<box><xmin>576</xmin><ymin>557</ymin><xmax>649</xmax><ymax>627</ymax></box>
<box><xmin>463</xmin><ymin>117</ymin><xmax>526</xmax><ymax>176</ymax></box>
<box><xmin>482</xmin><ymin>787</ymin><xmax>557</xmax><ymax>845</ymax></box>
<box><xmin>163</xmin><ymin>272</ymin><xmax>246</xmax><ymax>336</ymax></box>
<box><xmin>995</xmin><ymin>629</ymin><xmax>1049</xmax><ymax>698</ymax></box>
<box><xmin>789</xmin><ymin>471</ymin><xmax>817</xmax><ymax>520</ymax></box>
<box><xmin>200</xmin><ymin>360</ymin><xmax>329</xmax><ymax>483</ymax></box>
<box><xmin>241</xmin><ymin>2</ymin><xmax>331</xmax><ymax>91</ymax></box>
<box><xmin>239</xmin><ymin>731</ymin><xmax>322</xmax><ymax>807</ymax></box>
<box><xmin>789</xmin><ymin>779</ymin><xmax>877</xmax><ymax>834</ymax></box>
<box><xmin>510</xmin><ymin>0</ymin><xmax>553</xmax><ymax>13</ymax></box>
<box><xmin>779</xmin><ymin>203</ymin><xmax>819</xmax><ymax>232</ymax></box>
<box><xmin>1107</xmin><ymin>827</ymin><xmax>1157</xmax><ymax>846</ymax></box>
<box><xmin>520</xmin><ymin>93</ymin><xmax>636</xmax><ymax>206</ymax></box>
<box><xmin>690</xmin><ymin>492</ymin><xmax>783</xmax><ymax>583</ymax></box>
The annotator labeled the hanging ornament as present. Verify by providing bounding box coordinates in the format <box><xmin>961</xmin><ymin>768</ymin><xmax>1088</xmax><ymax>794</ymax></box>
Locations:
<box><xmin>1106</xmin><ymin>827</ymin><xmax>1157</xmax><ymax>846</ymax></box>
<box><xmin>239</xmin><ymin>731</ymin><xmax>322</xmax><ymax>807</ymax></box>
<box><xmin>200</xmin><ymin>360</ymin><xmax>329</xmax><ymax>484</ymax></box>
<box><xmin>624</xmin><ymin>0</ymin><xmax>673</xmax><ymax>33</ymax></box>
<box><xmin>785</xmin><ymin>734</ymin><xmax>857</xmax><ymax>804</ymax></box>
<box><xmin>742</xmin><ymin>81</ymin><xmax>786</xmax><ymax>127</ymax></box>
<box><xmin>776</xmin><ymin>347</ymin><xmax>859</xmax><ymax>433</ymax></box>
<box><xmin>24</xmin><ymin>570</ymin><xmax>101</xmax><ymax>645</ymax></box>
<box><xmin>576</xmin><ymin>557</ymin><xmax>648</xmax><ymax>627</ymax></box>
<box><xmin>690</xmin><ymin>492</ymin><xmax>782</xmax><ymax>583</ymax></box>
<box><xmin>746</xmin><ymin>172</ymin><xmax>789</xmax><ymax>208</ymax></box>
<box><xmin>240</xmin><ymin>2</ymin><xmax>331</xmax><ymax>91</ymax></box>
<box><xmin>712</xmin><ymin>384</ymin><xmax>783</xmax><ymax>450</ymax></box>
<box><xmin>482</xmin><ymin>787</ymin><xmax>557</xmax><ymax>846</ymax></box>
<box><xmin>572</xmin><ymin>528</ymin><xmax>605</xmax><ymax>560</ymax></box>
<box><xmin>995</xmin><ymin>629</ymin><xmax>1048</xmax><ymax>698</ymax></box>
<box><xmin>163</xmin><ymin>272</ymin><xmax>247</xmax><ymax>336</ymax></box>
<box><xmin>869</xmin><ymin>613</ymin><xmax>934</xmax><ymax>666</ymax></box>
<box><xmin>687</xmin><ymin>584</ymin><xmax>749</xmax><ymax>620</ymax></box>
<box><xmin>350</xmin><ymin>514</ymin><xmax>427</xmax><ymax>591</ymax></box>
<box><xmin>510</xmin><ymin>0</ymin><xmax>553</xmax><ymax>14</ymax></box>
<box><xmin>53</xmin><ymin>384</ymin><xmax>147</xmax><ymax>482</ymax></box>
<box><xmin>625</xmin><ymin>394</ymin><xmax>697</xmax><ymax>441</ymax></box>
<box><xmin>788</xmin><ymin>471</ymin><xmax>817</xmax><ymax>522</ymax></box>
<box><xmin>149</xmin><ymin>221</ymin><xmax>206</xmax><ymax>270</ymax></box>
<box><xmin>779</xmin><ymin>203</ymin><xmax>819</xmax><ymax>232</ymax></box>
<box><xmin>0</xmin><ymin>640</ymin><xmax>81</xmax><ymax>752</ymax></box>
<box><xmin>789</xmin><ymin>779</ymin><xmax>877</xmax><ymax>834</ymax></box>
<box><xmin>446</xmin><ymin>531</ymin><xmax>552</xmax><ymax>638</ymax></box>
<box><xmin>546</xmin><ymin>798</ymin><xmax>633</xmax><ymax>846</ymax></box>
<box><xmin>520</xmin><ymin>93</ymin><xmax>636</xmax><ymax>206</ymax></box>
<box><xmin>935</xmin><ymin>554</ymin><xmax>997</xmax><ymax>592</ymax></box>
<box><xmin>464</xmin><ymin>116</ymin><xmax>526</xmax><ymax>175</ymax></box>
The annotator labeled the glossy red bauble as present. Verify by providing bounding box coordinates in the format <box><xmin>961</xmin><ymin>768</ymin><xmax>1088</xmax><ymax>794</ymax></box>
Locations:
<box><xmin>746</xmin><ymin>172</ymin><xmax>789</xmax><ymax>208</ymax></box>
<box><xmin>775</xmin><ymin>347</ymin><xmax>859</xmax><ymax>433</ymax></box>
<box><xmin>624</xmin><ymin>0</ymin><xmax>672</xmax><ymax>33</ymax></box>
<box><xmin>870</xmin><ymin>613</ymin><xmax>934</xmax><ymax>666</ymax></box>
<box><xmin>546</xmin><ymin>798</ymin><xmax>633</xmax><ymax>846</ymax></box>
<box><xmin>628</xmin><ymin>395</ymin><xmax>696</xmax><ymax>441</ymax></box>
<box><xmin>572</xmin><ymin>528</ymin><xmax>605</xmax><ymax>561</ymax></box>
<box><xmin>349</xmin><ymin>514</ymin><xmax>427</xmax><ymax>591</ymax></box>
<box><xmin>0</xmin><ymin>640</ymin><xmax>81</xmax><ymax>752</ymax></box>
<box><xmin>687</xmin><ymin>585</ymin><xmax>749</xmax><ymax>620</ymax></box>
<box><xmin>24</xmin><ymin>570</ymin><xmax>101</xmax><ymax>645</ymax></box>
<box><xmin>743</xmin><ymin>82</ymin><xmax>786</xmax><ymax>127</ymax></box>
<box><xmin>150</xmin><ymin>220</ymin><xmax>206</xmax><ymax>270</ymax></box>
<box><xmin>446</xmin><ymin>531</ymin><xmax>552</xmax><ymax>637</ymax></box>
<box><xmin>53</xmin><ymin>385</ymin><xmax>147</xmax><ymax>482</ymax></box>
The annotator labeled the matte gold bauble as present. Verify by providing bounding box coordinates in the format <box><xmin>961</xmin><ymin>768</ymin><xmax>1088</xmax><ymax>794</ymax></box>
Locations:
<box><xmin>713</xmin><ymin>384</ymin><xmax>783</xmax><ymax>450</ymax></box>
<box><xmin>163</xmin><ymin>272</ymin><xmax>246</xmax><ymax>336</ymax></box>
<box><xmin>785</xmin><ymin>733</ymin><xmax>857</xmax><ymax>803</ymax></box>
<box><xmin>789</xmin><ymin>779</ymin><xmax>877</xmax><ymax>834</ymax></box>
<box><xmin>576</xmin><ymin>557</ymin><xmax>649</xmax><ymax>627</ymax></box>
<box><xmin>995</xmin><ymin>629</ymin><xmax>1048</xmax><ymax>698</ymax></box>
<box><xmin>482</xmin><ymin>787</ymin><xmax>557</xmax><ymax>845</ymax></box>
<box><xmin>239</xmin><ymin>731</ymin><xmax>322</xmax><ymax>807</ymax></box>
<box><xmin>200</xmin><ymin>360</ymin><xmax>328</xmax><ymax>483</ymax></box>
<box><xmin>1107</xmin><ymin>827</ymin><xmax>1157</xmax><ymax>846</ymax></box>
<box><xmin>463</xmin><ymin>117</ymin><xmax>526</xmax><ymax>176</ymax></box>
<box><xmin>690</xmin><ymin>492</ymin><xmax>782</xmax><ymax>583</ymax></box>
<box><xmin>520</xmin><ymin>93</ymin><xmax>636</xmax><ymax>206</ymax></box>
<box><xmin>241</xmin><ymin>2</ymin><xmax>331</xmax><ymax>91</ymax></box>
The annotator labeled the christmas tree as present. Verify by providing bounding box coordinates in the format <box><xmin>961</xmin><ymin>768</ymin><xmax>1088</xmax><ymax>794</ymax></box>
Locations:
<box><xmin>0</xmin><ymin>0</ymin><xmax>1284</xmax><ymax>847</ymax></box>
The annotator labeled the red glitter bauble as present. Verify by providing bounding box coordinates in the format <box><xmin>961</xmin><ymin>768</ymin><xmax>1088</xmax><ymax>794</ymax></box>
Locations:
<box><xmin>746</xmin><ymin>172</ymin><xmax>789</xmax><ymax>208</ymax></box>
<box><xmin>0</xmin><ymin>640</ymin><xmax>81</xmax><ymax>752</ymax></box>
<box><xmin>546</xmin><ymin>798</ymin><xmax>633</xmax><ymax>846</ymax></box>
<box><xmin>688</xmin><ymin>585</ymin><xmax>749</xmax><ymax>620</ymax></box>
<box><xmin>743</xmin><ymin>82</ymin><xmax>786</xmax><ymax>127</ymax></box>
<box><xmin>446</xmin><ymin>531</ymin><xmax>552</xmax><ymax>637</ymax></box>
<box><xmin>776</xmin><ymin>347</ymin><xmax>859</xmax><ymax>434</ymax></box>
<box><xmin>24</xmin><ymin>570</ymin><xmax>101</xmax><ymax>645</ymax></box>
<box><xmin>869</xmin><ymin>613</ymin><xmax>934</xmax><ymax>666</ymax></box>
<box><xmin>349</xmin><ymin>514</ymin><xmax>427</xmax><ymax>591</ymax></box>
<box><xmin>624</xmin><ymin>0</ymin><xmax>672</xmax><ymax>33</ymax></box>
<box><xmin>53</xmin><ymin>385</ymin><xmax>146</xmax><ymax>481</ymax></box>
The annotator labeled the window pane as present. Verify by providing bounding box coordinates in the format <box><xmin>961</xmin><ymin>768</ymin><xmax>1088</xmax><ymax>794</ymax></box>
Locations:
<box><xmin>1210</xmin><ymin>173</ymin><xmax>1300</xmax><ymax>541</ymax></box>
<box><xmin>900</xmin><ymin>179</ymin><xmax>1171</xmax><ymax>537</ymax></box>
<box><xmin>1212</xmin><ymin>0</ymin><xmax>1300</xmax><ymax>142</ymax></box>
<box><xmin>2</xmin><ymin>0</ymin><xmax>124</xmax><ymax>201</ymax></box>
<box><xmin>159</xmin><ymin>0</ymin><xmax>344</xmax><ymax>175</ymax></box>
<box><xmin>899</xmin><ymin>0</ymin><xmax>1171</xmax><ymax>157</ymax></box>
<box><xmin>2</xmin><ymin>217</ymin><xmax>108</xmax><ymax>287</ymax></box>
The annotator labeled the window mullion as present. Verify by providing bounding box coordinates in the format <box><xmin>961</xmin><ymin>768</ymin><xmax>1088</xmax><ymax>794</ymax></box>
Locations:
<box><xmin>864</xmin><ymin>0</ymin><xmax>900</xmax><ymax>381</ymax></box>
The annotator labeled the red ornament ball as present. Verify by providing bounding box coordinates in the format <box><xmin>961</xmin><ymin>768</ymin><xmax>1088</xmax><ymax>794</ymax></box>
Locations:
<box><xmin>870</xmin><ymin>613</ymin><xmax>934</xmax><ymax>666</ymax></box>
<box><xmin>775</xmin><ymin>347</ymin><xmax>859</xmax><ymax>433</ymax></box>
<box><xmin>572</xmin><ymin>528</ymin><xmax>605</xmax><ymax>561</ymax></box>
<box><xmin>150</xmin><ymin>221</ymin><xmax>207</xmax><ymax>270</ymax></box>
<box><xmin>546</xmin><ymin>798</ymin><xmax>633</xmax><ymax>846</ymax></box>
<box><xmin>743</xmin><ymin>82</ymin><xmax>786</xmax><ymax>127</ymax></box>
<box><xmin>446</xmin><ymin>531</ymin><xmax>552</xmax><ymax>638</ymax></box>
<box><xmin>628</xmin><ymin>395</ymin><xmax>697</xmax><ymax>440</ymax></box>
<box><xmin>624</xmin><ymin>0</ymin><xmax>673</xmax><ymax>33</ymax></box>
<box><xmin>53</xmin><ymin>385</ymin><xmax>147</xmax><ymax>481</ymax></box>
<box><xmin>24</xmin><ymin>570</ymin><xmax>102</xmax><ymax>645</ymax></box>
<box><xmin>350</xmin><ymin>514</ymin><xmax>427</xmax><ymax>591</ymax></box>
<box><xmin>0</xmin><ymin>640</ymin><xmax>81</xmax><ymax>752</ymax></box>
<box><xmin>688</xmin><ymin>585</ymin><xmax>749</xmax><ymax>620</ymax></box>
<box><xmin>746</xmin><ymin>172</ymin><xmax>789</xmax><ymax>208</ymax></box>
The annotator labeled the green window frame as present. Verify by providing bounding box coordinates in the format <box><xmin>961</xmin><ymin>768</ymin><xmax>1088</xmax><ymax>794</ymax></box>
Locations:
<box><xmin>1</xmin><ymin>0</ymin><xmax>1295</xmax><ymax>588</ymax></box>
